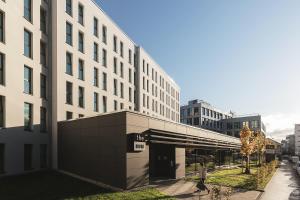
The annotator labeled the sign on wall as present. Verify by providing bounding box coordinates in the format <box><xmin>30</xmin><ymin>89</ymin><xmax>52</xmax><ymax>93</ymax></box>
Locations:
<box><xmin>127</xmin><ymin>133</ymin><xmax>146</xmax><ymax>152</ymax></box>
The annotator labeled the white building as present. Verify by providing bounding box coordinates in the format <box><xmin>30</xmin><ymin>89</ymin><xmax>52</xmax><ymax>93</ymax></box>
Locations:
<box><xmin>295</xmin><ymin>124</ymin><xmax>300</xmax><ymax>156</ymax></box>
<box><xmin>0</xmin><ymin>0</ymin><xmax>180</xmax><ymax>176</ymax></box>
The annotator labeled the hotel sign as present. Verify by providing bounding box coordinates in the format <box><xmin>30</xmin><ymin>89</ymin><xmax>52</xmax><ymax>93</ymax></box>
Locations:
<box><xmin>128</xmin><ymin>133</ymin><xmax>146</xmax><ymax>152</ymax></box>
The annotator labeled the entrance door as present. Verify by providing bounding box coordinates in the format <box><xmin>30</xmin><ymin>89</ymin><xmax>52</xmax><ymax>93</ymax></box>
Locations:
<box><xmin>150</xmin><ymin>144</ymin><xmax>175</xmax><ymax>179</ymax></box>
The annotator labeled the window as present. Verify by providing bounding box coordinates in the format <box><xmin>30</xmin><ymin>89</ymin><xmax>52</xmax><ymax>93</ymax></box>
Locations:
<box><xmin>0</xmin><ymin>11</ymin><xmax>5</xmax><ymax>43</ymax></box>
<box><xmin>128</xmin><ymin>68</ymin><xmax>132</xmax><ymax>83</ymax></box>
<box><xmin>102</xmin><ymin>49</ymin><xmax>107</xmax><ymax>67</ymax></box>
<box><xmin>66</xmin><ymin>81</ymin><xmax>73</xmax><ymax>104</ymax></box>
<box><xmin>40</xmin><ymin>74</ymin><xmax>46</xmax><ymax>99</ymax></box>
<box><xmin>40</xmin><ymin>107</ymin><xmax>47</xmax><ymax>132</ymax></box>
<box><xmin>24</xmin><ymin>103</ymin><xmax>33</xmax><ymax>131</ymax></box>
<box><xmin>40</xmin><ymin>41</ymin><xmax>47</xmax><ymax>67</ymax></box>
<box><xmin>66</xmin><ymin>0</ymin><xmax>72</xmax><ymax>16</ymax></box>
<box><xmin>120</xmin><ymin>41</ymin><xmax>123</xmax><ymax>57</ymax></box>
<box><xmin>0</xmin><ymin>53</ymin><xmax>5</xmax><ymax>85</ymax></box>
<box><xmin>40</xmin><ymin>8</ymin><xmax>47</xmax><ymax>34</ymax></box>
<box><xmin>102</xmin><ymin>25</ymin><xmax>107</xmax><ymax>44</ymax></box>
<box><xmin>66</xmin><ymin>111</ymin><xmax>73</xmax><ymax>120</ymax></box>
<box><xmin>24</xmin><ymin>0</ymin><xmax>32</xmax><ymax>22</ymax></box>
<box><xmin>78</xmin><ymin>114</ymin><xmax>84</xmax><ymax>118</ymax></box>
<box><xmin>93</xmin><ymin>42</ymin><xmax>98</xmax><ymax>62</ymax></box>
<box><xmin>78</xmin><ymin>59</ymin><xmax>84</xmax><ymax>80</ymax></box>
<box><xmin>113</xmin><ymin>35</ymin><xmax>117</xmax><ymax>52</ymax></box>
<box><xmin>94</xmin><ymin>92</ymin><xmax>98</xmax><ymax>112</ymax></box>
<box><xmin>114</xmin><ymin>100</ymin><xmax>117</xmax><ymax>111</ymax></box>
<box><xmin>120</xmin><ymin>103</ymin><xmax>124</xmax><ymax>110</ymax></box>
<box><xmin>113</xmin><ymin>57</ymin><xmax>117</xmax><ymax>74</ymax></box>
<box><xmin>93</xmin><ymin>17</ymin><xmax>98</xmax><ymax>37</ymax></box>
<box><xmin>78</xmin><ymin>4</ymin><xmax>84</xmax><ymax>25</ymax></box>
<box><xmin>24</xmin><ymin>144</ymin><xmax>33</xmax><ymax>171</ymax></box>
<box><xmin>128</xmin><ymin>49</ymin><xmax>132</xmax><ymax>64</ymax></box>
<box><xmin>120</xmin><ymin>62</ymin><xmax>124</xmax><ymax>78</ymax></box>
<box><xmin>93</xmin><ymin>67</ymin><xmax>98</xmax><ymax>87</ymax></box>
<box><xmin>40</xmin><ymin>144</ymin><xmax>47</xmax><ymax>168</ymax></box>
<box><xmin>251</xmin><ymin>120</ymin><xmax>258</xmax><ymax>129</ymax></box>
<box><xmin>66</xmin><ymin>22</ymin><xmax>72</xmax><ymax>45</ymax></box>
<box><xmin>102</xmin><ymin>96</ymin><xmax>107</xmax><ymax>113</ymax></box>
<box><xmin>66</xmin><ymin>52</ymin><xmax>72</xmax><ymax>75</ymax></box>
<box><xmin>24</xmin><ymin>29</ymin><xmax>32</xmax><ymax>58</ymax></box>
<box><xmin>78</xmin><ymin>86</ymin><xmax>84</xmax><ymax>108</ymax></box>
<box><xmin>24</xmin><ymin>66</ymin><xmax>32</xmax><ymax>94</ymax></box>
<box><xmin>0</xmin><ymin>144</ymin><xmax>4</xmax><ymax>174</ymax></box>
<box><xmin>129</xmin><ymin>87</ymin><xmax>132</xmax><ymax>102</ymax></box>
<box><xmin>234</xmin><ymin>122</ymin><xmax>240</xmax><ymax>129</ymax></box>
<box><xmin>120</xmin><ymin>82</ymin><xmax>124</xmax><ymax>98</ymax></box>
<box><xmin>78</xmin><ymin>32</ymin><xmax>84</xmax><ymax>53</ymax></box>
<box><xmin>102</xmin><ymin>72</ymin><xmax>107</xmax><ymax>91</ymax></box>
<box><xmin>113</xmin><ymin>79</ymin><xmax>117</xmax><ymax>96</ymax></box>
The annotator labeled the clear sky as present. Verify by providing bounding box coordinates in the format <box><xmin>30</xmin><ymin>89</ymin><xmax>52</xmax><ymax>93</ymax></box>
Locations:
<box><xmin>96</xmin><ymin>0</ymin><xmax>300</xmax><ymax>141</ymax></box>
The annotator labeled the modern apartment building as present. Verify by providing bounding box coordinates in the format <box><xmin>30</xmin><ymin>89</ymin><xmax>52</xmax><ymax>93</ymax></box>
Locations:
<box><xmin>294</xmin><ymin>124</ymin><xmax>300</xmax><ymax>156</ymax></box>
<box><xmin>0</xmin><ymin>0</ymin><xmax>180</xmax><ymax>176</ymax></box>
<box><xmin>180</xmin><ymin>99</ymin><xmax>233</xmax><ymax>132</ymax></box>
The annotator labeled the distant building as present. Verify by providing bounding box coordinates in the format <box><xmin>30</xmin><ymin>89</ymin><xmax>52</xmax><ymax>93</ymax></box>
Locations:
<box><xmin>265</xmin><ymin>138</ymin><xmax>281</xmax><ymax>162</ymax></box>
<box><xmin>180</xmin><ymin>99</ymin><xmax>233</xmax><ymax>132</ymax></box>
<box><xmin>295</xmin><ymin>124</ymin><xmax>300</xmax><ymax>156</ymax></box>
<box><xmin>286</xmin><ymin>135</ymin><xmax>295</xmax><ymax>156</ymax></box>
<box><xmin>281</xmin><ymin>140</ymin><xmax>288</xmax><ymax>154</ymax></box>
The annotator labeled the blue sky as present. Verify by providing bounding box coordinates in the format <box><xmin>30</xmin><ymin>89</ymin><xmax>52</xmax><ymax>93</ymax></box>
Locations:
<box><xmin>96</xmin><ymin>0</ymin><xmax>300</xmax><ymax>141</ymax></box>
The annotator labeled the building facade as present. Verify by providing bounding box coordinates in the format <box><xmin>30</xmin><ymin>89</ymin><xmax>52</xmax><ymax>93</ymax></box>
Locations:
<box><xmin>295</xmin><ymin>124</ymin><xmax>300</xmax><ymax>156</ymax></box>
<box><xmin>0</xmin><ymin>0</ymin><xmax>180</xmax><ymax>176</ymax></box>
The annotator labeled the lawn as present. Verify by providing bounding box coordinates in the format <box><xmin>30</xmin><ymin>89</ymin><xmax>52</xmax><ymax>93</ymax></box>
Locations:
<box><xmin>0</xmin><ymin>171</ymin><xmax>174</xmax><ymax>200</ymax></box>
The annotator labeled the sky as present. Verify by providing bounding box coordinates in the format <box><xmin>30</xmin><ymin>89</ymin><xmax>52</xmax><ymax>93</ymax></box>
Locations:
<box><xmin>96</xmin><ymin>0</ymin><xmax>300</xmax><ymax>141</ymax></box>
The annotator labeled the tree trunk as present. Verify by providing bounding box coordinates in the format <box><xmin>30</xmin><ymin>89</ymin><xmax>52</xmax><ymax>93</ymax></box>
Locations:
<box><xmin>245</xmin><ymin>155</ymin><xmax>250</xmax><ymax>174</ymax></box>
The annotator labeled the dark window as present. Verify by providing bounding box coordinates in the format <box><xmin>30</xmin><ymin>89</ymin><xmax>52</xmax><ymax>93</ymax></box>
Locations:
<box><xmin>120</xmin><ymin>82</ymin><xmax>124</xmax><ymax>98</ymax></box>
<box><xmin>128</xmin><ymin>49</ymin><xmax>132</xmax><ymax>64</ymax></box>
<box><xmin>114</xmin><ymin>100</ymin><xmax>117</xmax><ymax>111</ymax></box>
<box><xmin>66</xmin><ymin>0</ymin><xmax>72</xmax><ymax>16</ymax></box>
<box><xmin>78</xmin><ymin>114</ymin><xmax>84</xmax><ymax>118</ymax></box>
<box><xmin>40</xmin><ymin>107</ymin><xmax>47</xmax><ymax>132</ymax></box>
<box><xmin>78</xmin><ymin>86</ymin><xmax>84</xmax><ymax>108</ymax></box>
<box><xmin>113</xmin><ymin>35</ymin><xmax>117</xmax><ymax>52</ymax></box>
<box><xmin>0</xmin><ymin>144</ymin><xmax>4</xmax><ymax>174</ymax></box>
<box><xmin>93</xmin><ymin>42</ymin><xmax>98</xmax><ymax>62</ymax></box>
<box><xmin>40</xmin><ymin>144</ymin><xmax>47</xmax><ymax>168</ymax></box>
<box><xmin>94</xmin><ymin>92</ymin><xmax>98</xmax><ymax>112</ymax></box>
<box><xmin>93</xmin><ymin>17</ymin><xmax>98</xmax><ymax>37</ymax></box>
<box><xmin>24</xmin><ymin>66</ymin><xmax>32</xmax><ymax>94</ymax></box>
<box><xmin>24</xmin><ymin>103</ymin><xmax>32</xmax><ymax>131</ymax></box>
<box><xmin>102</xmin><ymin>96</ymin><xmax>107</xmax><ymax>113</ymax></box>
<box><xmin>78</xmin><ymin>4</ymin><xmax>84</xmax><ymax>25</ymax></box>
<box><xmin>40</xmin><ymin>8</ymin><xmax>47</xmax><ymax>34</ymax></box>
<box><xmin>128</xmin><ymin>68</ymin><xmax>132</xmax><ymax>83</ymax></box>
<box><xmin>129</xmin><ymin>88</ymin><xmax>132</xmax><ymax>102</ymax></box>
<box><xmin>24</xmin><ymin>0</ymin><xmax>32</xmax><ymax>22</ymax></box>
<box><xmin>66</xmin><ymin>52</ymin><xmax>72</xmax><ymax>75</ymax></box>
<box><xmin>102</xmin><ymin>72</ymin><xmax>107</xmax><ymax>91</ymax></box>
<box><xmin>194</xmin><ymin>117</ymin><xmax>199</xmax><ymax>125</ymax></box>
<box><xmin>78</xmin><ymin>59</ymin><xmax>84</xmax><ymax>80</ymax></box>
<box><xmin>24</xmin><ymin>30</ymin><xmax>32</xmax><ymax>58</ymax></box>
<box><xmin>66</xmin><ymin>22</ymin><xmax>72</xmax><ymax>45</ymax></box>
<box><xmin>227</xmin><ymin>122</ymin><xmax>233</xmax><ymax>130</ymax></box>
<box><xmin>66</xmin><ymin>111</ymin><xmax>72</xmax><ymax>120</ymax></box>
<box><xmin>40</xmin><ymin>41</ymin><xmax>47</xmax><ymax>67</ymax></box>
<box><xmin>24</xmin><ymin>144</ymin><xmax>33</xmax><ymax>171</ymax></box>
<box><xmin>78</xmin><ymin>32</ymin><xmax>84</xmax><ymax>53</ymax></box>
<box><xmin>66</xmin><ymin>81</ymin><xmax>72</xmax><ymax>104</ymax></box>
<box><xmin>0</xmin><ymin>53</ymin><xmax>5</xmax><ymax>85</ymax></box>
<box><xmin>102</xmin><ymin>25</ymin><xmax>107</xmax><ymax>44</ymax></box>
<box><xmin>113</xmin><ymin>79</ymin><xmax>117</xmax><ymax>96</ymax></box>
<box><xmin>0</xmin><ymin>11</ymin><xmax>5</xmax><ymax>42</ymax></box>
<box><xmin>102</xmin><ymin>49</ymin><xmax>107</xmax><ymax>67</ymax></box>
<box><xmin>93</xmin><ymin>67</ymin><xmax>98</xmax><ymax>87</ymax></box>
<box><xmin>120</xmin><ymin>41</ymin><xmax>123</xmax><ymax>57</ymax></box>
<box><xmin>234</xmin><ymin>122</ymin><xmax>240</xmax><ymax>129</ymax></box>
<box><xmin>113</xmin><ymin>57</ymin><xmax>117</xmax><ymax>74</ymax></box>
<box><xmin>120</xmin><ymin>62</ymin><xmax>124</xmax><ymax>78</ymax></box>
<box><xmin>40</xmin><ymin>74</ymin><xmax>46</xmax><ymax>99</ymax></box>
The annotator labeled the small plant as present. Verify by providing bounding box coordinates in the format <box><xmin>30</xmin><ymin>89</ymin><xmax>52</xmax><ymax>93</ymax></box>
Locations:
<box><xmin>224</xmin><ymin>187</ymin><xmax>233</xmax><ymax>200</ymax></box>
<box><xmin>210</xmin><ymin>185</ymin><xmax>222</xmax><ymax>200</ymax></box>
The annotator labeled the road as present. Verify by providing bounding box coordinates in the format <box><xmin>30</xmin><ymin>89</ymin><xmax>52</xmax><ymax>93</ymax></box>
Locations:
<box><xmin>260</xmin><ymin>160</ymin><xmax>300</xmax><ymax>200</ymax></box>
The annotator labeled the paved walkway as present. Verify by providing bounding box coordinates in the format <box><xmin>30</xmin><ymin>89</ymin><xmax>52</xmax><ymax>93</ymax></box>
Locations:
<box><xmin>260</xmin><ymin>160</ymin><xmax>300</xmax><ymax>200</ymax></box>
<box><xmin>154</xmin><ymin>179</ymin><xmax>261</xmax><ymax>200</ymax></box>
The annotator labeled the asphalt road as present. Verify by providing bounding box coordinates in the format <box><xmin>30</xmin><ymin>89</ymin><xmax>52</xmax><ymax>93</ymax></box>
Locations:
<box><xmin>260</xmin><ymin>160</ymin><xmax>300</xmax><ymax>200</ymax></box>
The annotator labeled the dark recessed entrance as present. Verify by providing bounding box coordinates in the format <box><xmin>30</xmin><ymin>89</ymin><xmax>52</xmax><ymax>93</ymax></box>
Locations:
<box><xmin>149</xmin><ymin>144</ymin><xmax>175</xmax><ymax>179</ymax></box>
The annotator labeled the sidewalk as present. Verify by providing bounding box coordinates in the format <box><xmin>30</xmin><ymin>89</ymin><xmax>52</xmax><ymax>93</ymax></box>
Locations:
<box><xmin>260</xmin><ymin>160</ymin><xmax>300</xmax><ymax>200</ymax></box>
<box><xmin>154</xmin><ymin>179</ymin><xmax>261</xmax><ymax>200</ymax></box>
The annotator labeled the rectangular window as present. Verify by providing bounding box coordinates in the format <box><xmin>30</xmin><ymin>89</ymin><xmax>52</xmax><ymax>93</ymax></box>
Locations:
<box><xmin>102</xmin><ymin>72</ymin><xmax>107</xmax><ymax>91</ymax></box>
<box><xmin>40</xmin><ymin>107</ymin><xmax>47</xmax><ymax>132</ymax></box>
<box><xmin>40</xmin><ymin>144</ymin><xmax>47</xmax><ymax>168</ymax></box>
<box><xmin>93</xmin><ymin>42</ymin><xmax>98</xmax><ymax>62</ymax></box>
<box><xmin>66</xmin><ymin>111</ymin><xmax>73</xmax><ymax>120</ymax></box>
<box><xmin>40</xmin><ymin>74</ymin><xmax>46</xmax><ymax>99</ymax></box>
<box><xmin>0</xmin><ymin>53</ymin><xmax>5</xmax><ymax>85</ymax></box>
<box><xmin>78</xmin><ymin>114</ymin><xmax>84</xmax><ymax>118</ymax></box>
<box><xmin>24</xmin><ymin>144</ymin><xmax>33</xmax><ymax>171</ymax></box>
<box><xmin>78</xmin><ymin>32</ymin><xmax>84</xmax><ymax>53</ymax></box>
<box><xmin>102</xmin><ymin>96</ymin><xmax>107</xmax><ymax>113</ymax></box>
<box><xmin>129</xmin><ymin>68</ymin><xmax>132</xmax><ymax>83</ymax></box>
<box><xmin>0</xmin><ymin>11</ymin><xmax>5</xmax><ymax>42</ymax></box>
<box><xmin>40</xmin><ymin>41</ymin><xmax>47</xmax><ymax>67</ymax></box>
<box><xmin>24</xmin><ymin>66</ymin><xmax>32</xmax><ymax>94</ymax></box>
<box><xmin>113</xmin><ymin>57</ymin><xmax>117</xmax><ymax>74</ymax></box>
<box><xmin>78</xmin><ymin>86</ymin><xmax>84</xmax><ymax>108</ymax></box>
<box><xmin>102</xmin><ymin>49</ymin><xmax>107</xmax><ymax>67</ymax></box>
<box><xmin>113</xmin><ymin>35</ymin><xmax>117</xmax><ymax>52</ymax></box>
<box><xmin>120</xmin><ymin>41</ymin><xmax>123</xmax><ymax>57</ymax></box>
<box><xmin>66</xmin><ymin>22</ymin><xmax>72</xmax><ymax>45</ymax></box>
<box><xmin>120</xmin><ymin>62</ymin><xmax>124</xmax><ymax>78</ymax></box>
<box><xmin>40</xmin><ymin>8</ymin><xmax>47</xmax><ymax>34</ymax></box>
<box><xmin>66</xmin><ymin>0</ymin><xmax>72</xmax><ymax>16</ymax></box>
<box><xmin>114</xmin><ymin>100</ymin><xmax>117</xmax><ymax>111</ymax></box>
<box><xmin>24</xmin><ymin>103</ymin><xmax>33</xmax><ymax>131</ymax></box>
<box><xmin>0</xmin><ymin>144</ymin><xmax>4</xmax><ymax>173</ymax></box>
<box><xmin>94</xmin><ymin>92</ymin><xmax>98</xmax><ymax>112</ymax></box>
<box><xmin>24</xmin><ymin>0</ymin><xmax>32</xmax><ymax>22</ymax></box>
<box><xmin>120</xmin><ymin>82</ymin><xmax>124</xmax><ymax>98</ymax></box>
<box><xmin>78</xmin><ymin>59</ymin><xmax>84</xmax><ymax>80</ymax></box>
<box><xmin>78</xmin><ymin>4</ymin><xmax>84</xmax><ymax>25</ymax></box>
<box><xmin>93</xmin><ymin>67</ymin><xmax>98</xmax><ymax>87</ymax></box>
<box><xmin>128</xmin><ymin>49</ymin><xmax>132</xmax><ymax>64</ymax></box>
<box><xmin>66</xmin><ymin>52</ymin><xmax>72</xmax><ymax>75</ymax></box>
<box><xmin>24</xmin><ymin>29</ymin><xmax>32</xmax><ymax>58</ymax></box>
<box><xmin>102</xmin><ymin>25</ymin><xmax>107</xmax><ymax>44</ymax></box>
<box><xmin>93</xmin><ymin>17</ymin><xmax>98</xmax><ymax>37</ymax></box>
<box><xmin>0</xmin><ymin>96</ymin><xmax>4</xmax><ymax>128</ymax></box>
<box><xmin>66</xmin><ymin>81</ymin><xmax>73</xmax><ymax>104</ymax></box>
<box><xmin>129</xmin><ymin>87</ymin><xmax>132</xmax><ymax>102</ymax></box>
<box><xmin>113</xmin><ymin>79</ymin><xmax>117</xmax><ymax>96</ymax></box>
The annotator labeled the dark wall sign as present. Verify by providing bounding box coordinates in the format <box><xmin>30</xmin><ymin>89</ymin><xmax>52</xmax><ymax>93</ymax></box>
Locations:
<box><xmin>127</xmin><ymin>133</ymin><xmax>146</xmax><ymax>152</ymax></box>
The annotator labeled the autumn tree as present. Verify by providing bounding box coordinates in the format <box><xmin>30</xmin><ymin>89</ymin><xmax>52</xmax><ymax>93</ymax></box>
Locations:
<box><xmin>253</xmin><ymin>131</ymin><xmax>266</xmax><ymax>166</ymax></box>
<box><xmin>240</xmin><ymin>125</ymin><xmax>256</xmax><ymax>174</ymax></box>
